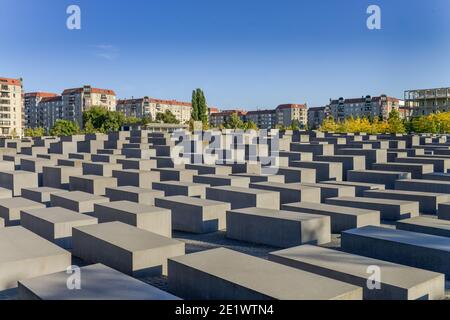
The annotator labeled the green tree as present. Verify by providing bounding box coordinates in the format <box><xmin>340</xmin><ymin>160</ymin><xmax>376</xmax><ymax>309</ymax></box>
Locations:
<box><xmin>289</xmin><ymin>119</ymin><xmax>300</xmax><ymax>131</ymax></box>
<box><xmin>244</xmin><ymin>120</ymin><xmax>258</xmax><ymax>130</ymax></box>
<box><xmin>387</xmin><ymin>109</ymin><xmax>406</xmax><ymax>134</ymax></box>
<box><xmin>156</xmin><ymin>110</ymin><xmax>180</xmax><ymax>124</ymax></box>
<box><xmin>223</xmin><ymin>112</ymin><xmax>244</xmax><ymax>129</ymax></box>
<box><xmin>83</xmin><ymin>106</ymin><xmax>128</xmax><ymax>133</ymax></box>
<box><xmin>191</xmin><ymin>88</ymin><xmax>208</xmax><ymax>125</ymax></box>
<box><xmin>50</xmin><ymin>120</ymin><xmax>80</xmax><ymax>136</ymax></box>
<box><xmin>24</xmin><ymin>127</ymin><xmax>45</xmax><ymax>137</ymax></box>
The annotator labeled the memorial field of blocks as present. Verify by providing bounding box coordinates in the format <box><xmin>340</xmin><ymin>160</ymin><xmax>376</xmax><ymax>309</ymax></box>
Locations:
<box><xmin>0</xmin><ymin>129</ymin><xmax>449</xmax><ymax>300</ymax></box>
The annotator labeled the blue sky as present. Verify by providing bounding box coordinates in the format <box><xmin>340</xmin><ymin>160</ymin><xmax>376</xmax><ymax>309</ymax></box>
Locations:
<box><xmin>1</xmin><ymin>0</ymin><xmax>449</xmax><ymax>109</ymax></box>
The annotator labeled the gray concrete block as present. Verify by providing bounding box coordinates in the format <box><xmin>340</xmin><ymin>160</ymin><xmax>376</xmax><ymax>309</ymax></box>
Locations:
<box><xmin>18</xmin><ymin>263</ymin><xmax>180</xmax><ymax>300</ymax></box>
<box><xmin>438</xmin><ymin>201</ymin><xmax>450</xmax><ymax>220</ymax></box>
<box><xmin>322</xmin><ymin>180</ymin><xmax>385</xmax><ymax>197</ymax></box>
<box><xmin>341</xmin><ymin>226</ymin><xmax>450</xmax><ymax>278</ymax></box>
<box><xmin>193</xmin><ymin>174</ymin><xmax>250</xmax><ymax>187</ymax></box>
<box><xmin>276</xmin><ymin>166</ymin><xmax>316</xmax><ymax>183</ymax></box>
<box><xmin>72</xmin><ymin>222</ymin><xmax>185</xmax><ymax>276</ymax></box>
<box><xmin>363</xmin><ymin>189</ymin><xmax>449</xmax><ymax>215</ymax></box>
<box><xmin>152</xmin><ymin>181</ymin><xmax>207</xmax><ymax>198</ymax></box>
<box><xmin>0</xmin><ymin>170</ymin><xmax>38</xmax><ymax>196</ymax></box>
<box><xmin>93</xmin><ymin>201</ymin><xmax>171</xmax><ymax>237</ymax></box>
<box><xmin>21</xmin><ymin>187</ymin><xmax>68</xmax><ymax>206</ymax></box>
<box><xmin>226</xmin><ymin>207</ymin><xmax>331</xmax><ymax>246</ymax></box>
<box><xmin>69</xmin><ymin>175</ymin><xmax>117</xmax><ymax>195</ymax></box>
<box><xmin>168</xmin><ymin>248</ymin><xmax>361</xmax><ymax>300</ymax></box>
<box><xmin>395</xmin><ymin>156</ymin><xmax>450</xmax><ymax>173</ymax></box>
<box><xmin>372</xmin><ymin>162</ymin><xmax>434</xmax><ymax>179</ymax></box>
<box><xmin>335</xmin><ymin>149</ymin><xmax>387</xmax><ymax>169</ymax></box>
<box><xmin>112</xmin><ymin>169</ymin><xmax>159</xmax><ymax>188</ymax></box>
<box><xmin>230</xmin><ymin>173</ymin><xmax>285</xmax><ymax>183</ymax></box>
<box><xmin>325</xmin><ymin>196</ymin><xmax>419</xmax><ymax>221</ymax></box>
<box><xmin>82</xmin><ymin>162</ymin><xmax>122</xmax><ymax>177</ymax></box>
<box><xmin>0</xmin><ymin>197</ymin><xmax>46</xmax><ymax>226</ymax></box>
<box><xmin>0</xmin><ymin>187</ymin><xmax>13</xmax><ymax>199</ymax></box>
<box><xmin>155</xmin><ymin>196</ymin><xmax>229</xmax><ymax>233</ymax></box>
<box><xmin>290</xmin><ymin>161</ymin><xmax>342</xmax><ymax>182</ymax></box>
<box><xmin>185</xmin><ymin>163</ymin><xmax>233</xmax><ymax>175</ymax></box>
<box><xmin>116</xmin><ymin>158</ymin><xmax>157</xmax><ymax>170</ymax></box>
<box><xmin>0</xmin><ymin>226</ymin><xmax>71</xmax><ymax>290</ymax></box>
<box><xmin>105</xmin><ymin>186</ymin><xmax>164</xmax><ymax>205</ymax></box>
<box><xmin>396</xmin><ymin>179</ymin><xmax>450</xmax><ymax>194</ymax></box>
<box><xmin>281</xmin><ymin>202</ymin><xmax>379</xmax><ymax>233</ymax></box>
<box><xmin>50</xmin><ymin>191</ymin><xmax>109</xmax><ymax>213</ymax></box>
<box><xmin>20</xmin><ymin>206</ymin><xmax>98</xmax><ymax>249</ymax></box>
<box><xmin>299</xmin><ymin>182</ymin><xmax>355</xmax><ymax>202</ymax></box>
<box><xmin>206</xmin><ymin>185</ymin><xmax>280</xmax><ymax>209</ymax></box>
<box><xmin>153</xmin><ymin>168</ymin><xmax>197</xmax><ymax>182</ymax></box>
<box><xmin>42</xmin><ymin>165</ymin><xmax>83</xmax><ymax>189</ymax></box>
<box><xmin>396</xmin><ymin>216</ymin><xmax>450</xmax><ymax>238</ymax></box>
<box><xmin>269</xmin><ymin>245</ymin><xmax>445</xmax><ymax>300</ymax></box>
<box><xmin>313</xmin><ymin>155</ymin><xmax>366</xmax><ymax>180</ymax></box>
<box><xmin>249</xmin><ymin>181</ymin><xmax>320</xmax><ymax>204</ymax></box>
<box><xmin>348</xmin><ymin>170</ymin><xmax>411</xmax><ymax>189</ymax></box>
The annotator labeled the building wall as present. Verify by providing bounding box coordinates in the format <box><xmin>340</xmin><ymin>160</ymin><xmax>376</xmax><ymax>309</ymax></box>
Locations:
<box><xmin>24</xmin><ymin>92</ymin><xmax>58</xmax><ymax>129</ymax></box>
<box><xmin>0</xmin><ymin>77</ymin><xmax>23</xmax><ymax>137</ymax></box>
<box><xmin>405</xmin><ymin>87</ymin><xmax>450</xmax><ymax>117</ymax></box>
<box><xmin>117</xmin><ymin>97</ymin><xmax>192</xmax><ymax>124</ymax></box>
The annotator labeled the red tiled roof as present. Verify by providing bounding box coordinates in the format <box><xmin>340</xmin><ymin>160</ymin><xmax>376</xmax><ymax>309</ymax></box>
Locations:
<box><xmin>25</xmin><ymin>92</ymin><xmax>58</xmax><ymax>98</ymax></box>
<box><xmin>208</xmin><ymin>107</ymin><xmax>220</xmax><ymax>113</ymax></box>
<box><xmin>211</xmin><ymin>110</ymin><xmax>247</xmax><ymax>117</ymax></box>
<box><xmin>330</xmin><ymin>96</ymin><xmax>399</xmax><ymax>105</ymax></box>
<box><xmin>40</xmin><ymin>96</ymin><xmax>63</xmax><ymax>103</ymax></box>
<box><xmin>0</xmin><ymin>77</ymin><xmax>22</xmax><ymax>86</ymax></box>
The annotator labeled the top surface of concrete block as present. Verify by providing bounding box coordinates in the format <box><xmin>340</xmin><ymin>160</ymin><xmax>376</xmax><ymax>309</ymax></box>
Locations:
<box><xmin>95</xmin><ymin>201</ymin><xmax>166</xmax><ymax>214</ymax></box>
<box><xmin>169</xmin><ymin>248</ymin><xmax>360</xmax><ymax>300</ymax></box>
<box><xmin>51</xmin><ymin>191</ymin><xmax>108</xmax><ymax>202</ymax></box>
<box><xmin>269</xmin><ymin>244</ymin><xmax>443</xmax><ymax>289</ymax></box>
<box><xmin>18</xmin><ymin>263</ymin><xmax>179</xmax><ymax>300</ymax></box>
<box><xmin>0</xmin><ymin>226</ymin><xmax>69</xmax><ymax>264</ymax></box>
<box><xmin>21</xmin><ymin>206</ymin><xmax>96</xmax><ymax>224</ymax></box>
<box><xmin>74</xmin><ymin>221</ymin><xmax>181</xmax><ymax>252</ymax></box>
<box><xmin>343</xmin><ymin>225</ymin><xmax>450</xmax><ymax>250</ymax></box>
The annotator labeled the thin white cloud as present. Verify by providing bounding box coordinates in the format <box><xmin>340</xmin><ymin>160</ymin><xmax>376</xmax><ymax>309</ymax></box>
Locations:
<box><xmin>93</xmin><ymin>44</ymin><xmax>119</xmax><ymax>61</ymax></box>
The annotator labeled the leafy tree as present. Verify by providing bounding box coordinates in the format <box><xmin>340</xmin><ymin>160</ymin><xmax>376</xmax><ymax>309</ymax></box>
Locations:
<box><xmin>24</xmin><ymin>127</ymin><xmax>45</xmax><ymax>137</ymax></box>
<box><xmin>191</xmin><ymin>89</ymin><xmax>208</xmax><ymax>125</ymax></box>
<box><xmin>319</xmin><ymin>117</ymin><xmax>339</xmax><ymax>132</ymax></box>
<box><xmin>50</xmin><ymin>120</ymin><xmax>80</xmax><ymax>136</ymax></box>
<box><xmin>223</xmin><ymin>112</ymin><xmax>244</xmax><ymax>129</ymax></box>
<box><xmin>244</xmin><ymin>120</ymin><xmax>258</xmax><ymax>130</ymax></box>
<box><xmin>387</xmin><ymin>109</ymin><xmax>406</xmax><ymax>134</ymax></box>
<box><xmin>156</xmin><ymin>110</ymin><xmax>180</xmax><ymax>124</ymax></box>
<box><xmin>83</xmin><ymin>106</ymin><xmax>128</xmax><ymax>133</ymax></box>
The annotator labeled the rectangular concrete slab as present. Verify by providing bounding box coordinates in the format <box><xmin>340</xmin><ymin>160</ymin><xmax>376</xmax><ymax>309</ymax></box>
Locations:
<box><xmin>363</xmin><ymin>189</ymin><xmax>449</xmax><ymax>215</ymax></box>
<box><xmin>50</xmin><ymin>191</ymin><xmax>110</xmax><ymax>213</ymax></box>
<box><xmin>21</xmin><ymin>187</ymin><xmax>68</xmax><ymax>206</ymax></box>
<box><xmin>69</xmin><ymin>175</ymin><xmax>117</xmax><ymax>195</ymax></box>
<box><xmin>396</xmin><ymin>216</ymin><xmax>450</xmax><ymax>238</ymax></box>
<box><xmin>168</xmin><ymin>248</ymin><xmax>362</xmax><ymax>300</ymax></box>
<box><xmin>93</xmin><ymin>201</ymin><xmax>171</xmax><ymax>237</ymax></box>
<box><xmin>152</xmin><ymin>181</ymin><xmax>207</xmax><ymax>198</ymax></box>
<box><xmin>0</xmin><ymin>197</ymin><xmax>46</xmax><ymax>226</ymax></box>
<box><xmin>105</xmin><ymin>186</ymin><xmax>164</xmax><ymax>205</ymax></box>
<box><xmin>348</xmin><ymin>170</ymin><xmax>411</xmax><ymax>189</ymax></box>
<box><xmin>154</xmin><ymin>195</ymin><xmax>229</xmax><ymax>233</ymax></box>
<box><xmin>341</xmin><ymin>225</ymin><xmax>450</xmax><ymax>278</ymax></box>
<box><xmin>322</xmin><ymin>180</ymin><xmax>385</xmax><ymax>197</ymax></box>
<box><xmin>20</xmin><ymin>206</ymin><xmax>98</xmax><ymax>248</ymax></box>
<box><xmin>72</xmin><ymin>222</ymin><xmax>185</xmax><ymax>276</ymax></box>
<box><xmin>0</xmin><ymin>170</ymin><xmax>38</xmax><ymax>196</ymax></box>
<box><xmin>193</xmin><ymin>174</ymin><xmax>250</xmax><ymax>187</ymax></box>
<box><xmin>269</xmin><ymin>245</ymin><xmax>445</xmax><ymax>300</ymax></box>
<box><xmin>206</xmin><ymin>185</ymin><xmax>280</xmax><ymax>209</ymax></box>
<box><xmin>0</xmin><ymin>226</ymin><xmax>71</xmax><ymax>290</ymax></box>
<box><xmin>226</xmin><ymin>207</ymin><xmax>331</xmax><ymax>247</ymax></box>
<box><xmin>249</xmin><ymin>181</ymin><xmax>320</xmax><ymax>204</ymax></box>
<box><xmin>18</xmin><ymin>263</ymin><xmax>180</xmax><ymax>300</ymax></box>
<box><xmin>281</xmin><ymin>202</ymin><xmax>380</xmax><ymax>233</ymax></box>
<box><xmin>325</xmin><ymin>196</ymin><xmax>419</xmax><ymax>221</ymax></box>
<box><xmin>112</xmin><ymin>169</ymin><xmax>160</xmax><ymax>188</ymax></box>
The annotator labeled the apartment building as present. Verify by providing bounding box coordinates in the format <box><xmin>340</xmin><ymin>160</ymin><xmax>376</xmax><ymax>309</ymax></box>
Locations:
<box><xmin>0</xmin><ymin>77</ymin><xmax>23</xmax><ymax>137</ymax></box>
<box><xmin>405</xmin><ymin>87</ymin><xmax>450</xmax><ymax>118</ymax></box>
<box><xmin>209</xmin><ymin>110</ymin><xmax>247</xmax><ymax>128</ymax></box>
<box><xmin>245</xmin><ymin>109</ymin><xmax>277</xmax><ymax>129</ymax></box>
<box><xmin>328</xmin><ymin>95</ymin><xmax>401</xmax><ymax>122</ymax></box>
<box><xmin>276</xmin><ymin>104</ymin><xmax>308</xmax><ymax>128</ymax></box>
<box><xmin>62</xmin><ymin>86</ymin><xmax>116</xmax><ymax>126</ymax></box>
<box><xmin>39</xmin><ymin>96</ymin><xmax>64</xmax><ymax>131</ymax></box>
<box><xmin>24</xmin><ymin>92</ymin><xmax>58</xmax><ymax>129</ymax></box>
<box><xmin>308</xmin><ymin>106</ymin><xmax>331</xmax><ymax>129</ymax></box>
<box><xmin>116</xmin><ymin>96</ymin><xmax>192</xmax><ymax>124</ymax></box>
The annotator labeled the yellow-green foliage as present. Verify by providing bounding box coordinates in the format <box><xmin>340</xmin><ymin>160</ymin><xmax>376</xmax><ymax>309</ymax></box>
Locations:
<box><xmin>411</xmin><ymin>112</ymin><xmax>450</xmax><ymax>134</ymax></box>
<box><xmin>319</xmin><ymin>110</ymin><xmax>405</xmax><ymax>134</ymax></box>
